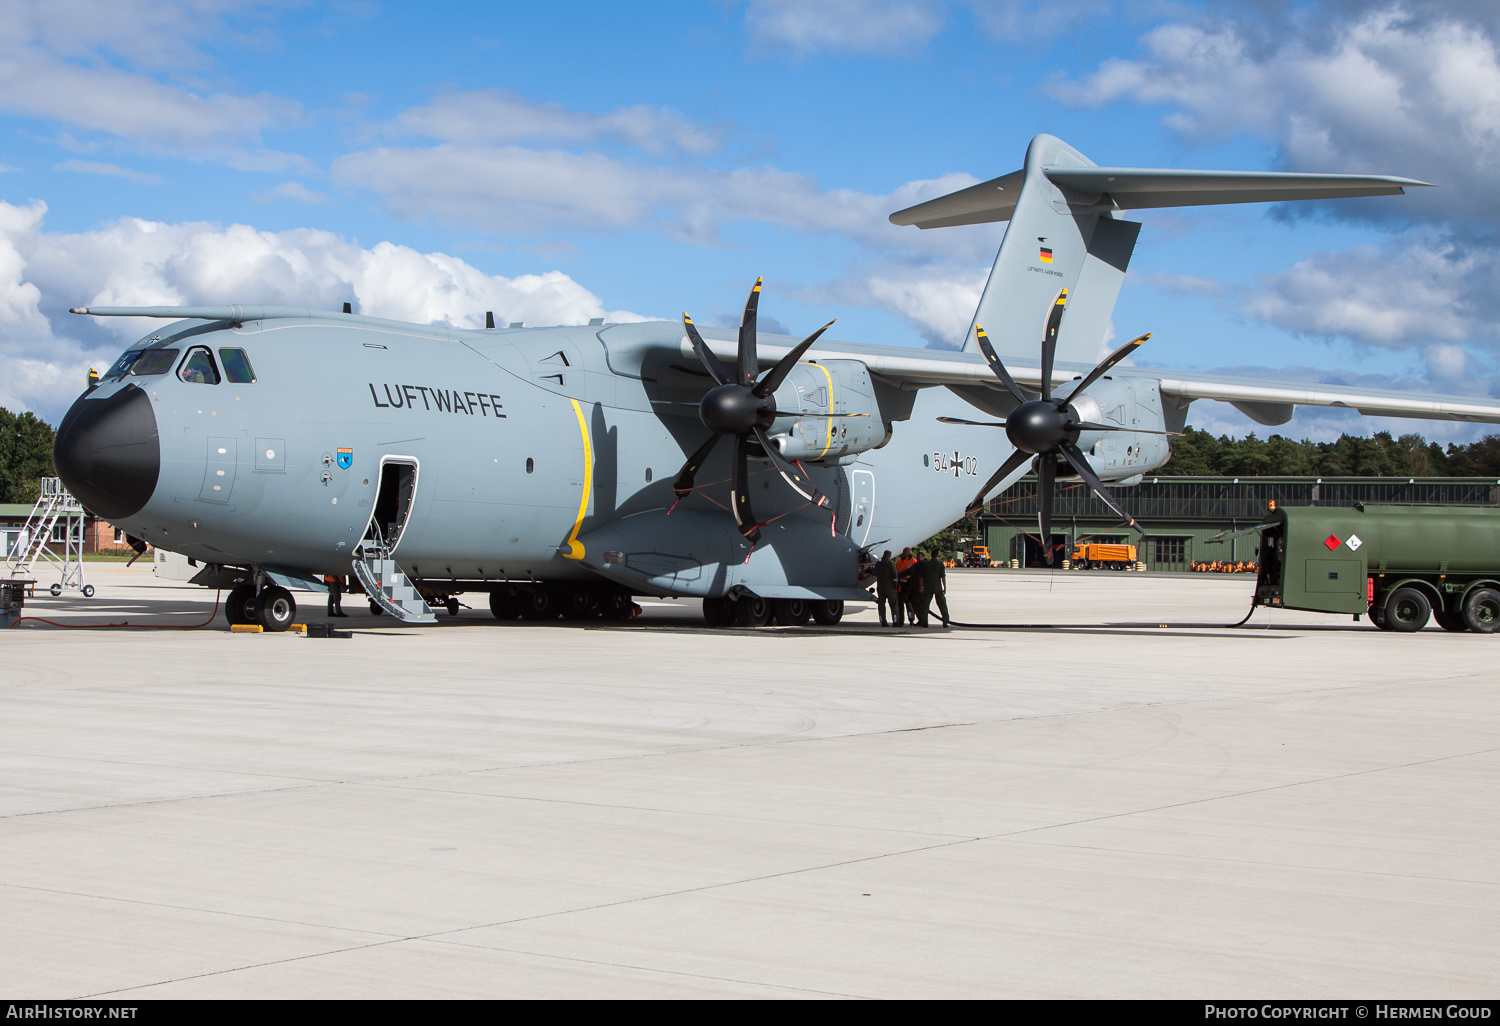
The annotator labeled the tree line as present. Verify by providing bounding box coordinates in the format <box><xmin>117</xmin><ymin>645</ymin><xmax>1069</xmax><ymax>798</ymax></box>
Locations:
<box><xmin>1156</xmin><ymin>427</ymin><xmax>1500</xmax><ymax>478</ymax></box>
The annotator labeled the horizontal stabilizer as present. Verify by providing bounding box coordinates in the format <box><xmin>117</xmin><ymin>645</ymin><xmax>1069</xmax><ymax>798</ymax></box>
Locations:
<box><xmin>890</xmin><ymin>167</ymin><xmax>1430</xmax><ymax>229</ymax></box>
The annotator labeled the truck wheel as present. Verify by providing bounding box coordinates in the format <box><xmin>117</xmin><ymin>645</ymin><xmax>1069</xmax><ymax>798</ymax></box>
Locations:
<box><xmin>1462</xmin><ymin>588</ymin><xmax>1500</xmax><ymax>633</ymax></box>
<box><xmin>1383</xmin><ymin>587</ymin><xmax>1431</xmax><ymax>632</ymax></box>
<box><xmin>1434</xmin><ymin>610</ymin><xmax>1469</xmax><ymax>633</ymax></box>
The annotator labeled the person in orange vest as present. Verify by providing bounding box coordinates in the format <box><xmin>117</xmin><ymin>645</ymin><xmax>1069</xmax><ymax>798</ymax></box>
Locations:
<box><xmin>324</xmin><ymin>574</ymin><xmax>347</xmax><ymax>617</ymax></box>
<box><xmin>895</xmin><ymin>546</ymin><xmax>919</xmax><ymax>626</ymax></box>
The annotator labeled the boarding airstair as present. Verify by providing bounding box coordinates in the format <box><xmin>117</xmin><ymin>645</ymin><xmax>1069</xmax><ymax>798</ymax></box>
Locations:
<box><xmin>4</xmin><ymin>478</ymin><xmax>92</xmax><ymax>597</ymax></box>
<box><xmin>351</xmin><ymin>523</ymin><xmax>435</xmax><ymax>623</ymax></box>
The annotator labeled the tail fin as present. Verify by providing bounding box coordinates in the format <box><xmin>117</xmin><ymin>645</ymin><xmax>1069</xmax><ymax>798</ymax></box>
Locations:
<box><xmin>889</xmin><ymin>134</ymin><xmax>1427</xmax><ymax>366</ymax></box>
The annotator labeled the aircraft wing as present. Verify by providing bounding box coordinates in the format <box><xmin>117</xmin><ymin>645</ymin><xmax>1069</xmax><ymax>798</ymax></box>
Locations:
<box><xmin>686</xmin><ymin>331</ymin><xmax>1500</xmax><ymax>425</ymax></box>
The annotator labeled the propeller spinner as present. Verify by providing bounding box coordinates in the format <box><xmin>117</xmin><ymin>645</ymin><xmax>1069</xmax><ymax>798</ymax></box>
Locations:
<box><xmin>674</xmin><ymin>278</ymin><xmax>836</xmax><ymax>543</ymax></box>
<box><xmin>949</xmin><ymin>288</ymin><xmax>1157</xmax><ymax>564</ymax></box>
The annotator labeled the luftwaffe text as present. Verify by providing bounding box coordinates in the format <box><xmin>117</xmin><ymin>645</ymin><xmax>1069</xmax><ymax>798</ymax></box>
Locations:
<box><xmin>369</xmin><ymin>383</ymin><xmax>506</xmax><ymax>418</ymax></box>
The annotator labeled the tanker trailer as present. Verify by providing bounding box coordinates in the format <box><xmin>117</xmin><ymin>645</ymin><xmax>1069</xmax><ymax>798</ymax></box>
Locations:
<box><xmin>1246</xmin><ymin>503</ymin><xmax>1500</xmax><ymax>632</ymax></box>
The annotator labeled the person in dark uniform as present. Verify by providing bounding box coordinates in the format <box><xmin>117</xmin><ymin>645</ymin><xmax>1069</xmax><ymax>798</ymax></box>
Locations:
<box><xmin>917</xmin><ymin>550</ymin><xmax>950</xmax><ymax>627</ymax></box>
<box><xmin>324</xmin><ymin>574</ymin><xmax>347</xmax><ymax>617</ymax></box>
<box><xmin>873</xmin><ymin>550</ymin><xmax>901</xmax><ymax>627</ymax></box>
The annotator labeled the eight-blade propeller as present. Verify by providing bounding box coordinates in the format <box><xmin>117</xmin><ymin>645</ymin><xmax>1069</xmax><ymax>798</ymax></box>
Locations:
<box><xmin>674</xmin><ymin>278</ymin><xmax>836</xmax><ymax>543</ymax></box>
<box><xmin>950</xmin><ymin>288</ymin><xmax>1154</xmax><ymax>564</ymax></box>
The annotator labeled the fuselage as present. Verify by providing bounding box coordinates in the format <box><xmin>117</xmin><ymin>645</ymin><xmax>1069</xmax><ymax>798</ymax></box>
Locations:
<box><xmin>54</xmin><ymin>312</ymin><xmax>1171</xmax><ymax>594</ymax></box>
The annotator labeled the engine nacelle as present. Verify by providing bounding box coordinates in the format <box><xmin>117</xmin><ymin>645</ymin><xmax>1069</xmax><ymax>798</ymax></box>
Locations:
<box><xmin>1065</xmin><ymin>376</ymin><xmax>1172</xmax><ymax>480</ymax></box>
<box><xmin>765</xmin><ymin>359</ymin><xmax>885</xmax><ymax>463</ymax></box>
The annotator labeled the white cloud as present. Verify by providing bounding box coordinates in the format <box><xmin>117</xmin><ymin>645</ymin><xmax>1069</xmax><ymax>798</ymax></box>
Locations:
<box><xmin>394</xmin><ymin>90</ymin><xmax>721</xmax><ymax>157</ymax></box>
<box><xmin>1240</xmin><ymin>231</ymin><xmax>1499</xmax><ymax>350</ymax></box>
<box><xmin>332</xmin><ymin>141</ymin><xmax>988</xmax><ymax>255</ymax></box>
<box><xmin>804</xmin><ymin>261</ymin><xmax>987</xmax><ymax>348</ymax></box>
<box><xmin>745</xmin><ymin>0</ymin><xmax>944</xmax><ymax>57</ymax></box>
<box><xmin>1051</xmin><ymin>5</ymin><xmax>1500</xmax><ymax>228</ymax></box>
<box><xmin>0</xmin><ymin>0</ymin><xmax>301</xmax><ymax>158</ymax></box>
<box><xmin>263</xmin><ymin>181</ymin><xmax>325</xmax><ymax>204</ymax></box>
<box><xmin>54</xmin><ymin>159</ymin><xmax>164</xmax><ymax>185</ymax></box>
<box><xmin>0</xmin><ymin>198</ymin><xmax>646</xmax><ymax>420</ymax></box>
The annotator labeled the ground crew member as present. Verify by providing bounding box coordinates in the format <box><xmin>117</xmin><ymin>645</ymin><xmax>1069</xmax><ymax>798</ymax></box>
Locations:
<box><xmin>896</xmin><ymin>546</ymin><xmax>919</xmax><ymax>625</ymax></box>
<box><xmin>325</xmin><ymin>574</ymin><xmax>347</xmax><ymax>617</ymax></box>
<box><xmin>873</xmin><ymin>550</ymin><xmax>901</xmax><ymax>627</ymax></box>
<box><xmin>918</xmin><ymin>549</ymin><xmax>950</xmax><ymax>627</ymax></box>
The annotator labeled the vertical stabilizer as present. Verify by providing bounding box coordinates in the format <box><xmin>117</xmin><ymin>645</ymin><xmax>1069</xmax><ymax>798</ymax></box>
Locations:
<box><xmin>890</xmin><ymin>134</ymin><xmax>1141</xmax><ymax>367</ymax></box>
<box><xmin>962</xmin><ymin>135</ymin><xmax>1138</xmax><ymax>364</ymax></box>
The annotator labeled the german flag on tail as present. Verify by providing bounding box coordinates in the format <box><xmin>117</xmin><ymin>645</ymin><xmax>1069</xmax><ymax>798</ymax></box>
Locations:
<box><xmin>1039</xmin><ymin>246</ymin><xmax>1053</xmax><ymax>264</ymax></box>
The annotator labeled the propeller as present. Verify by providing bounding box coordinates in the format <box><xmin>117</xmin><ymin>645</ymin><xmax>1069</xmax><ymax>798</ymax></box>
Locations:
<box><xmin>673</xmin><ymin>278</ymin><xmax>836</xmax><ymax>543</ymax></box>
<box><xmin>951</xmin><ymin>288</ymin><xmax>1153</xmax><ymax>563</ymax></box>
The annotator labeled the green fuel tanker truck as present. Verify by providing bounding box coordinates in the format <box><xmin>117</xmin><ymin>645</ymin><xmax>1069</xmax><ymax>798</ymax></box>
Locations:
<box><xmin>1247</xmin><ymin>503</ymin><xmax>1500</xmax><ymax>632</ymax></box>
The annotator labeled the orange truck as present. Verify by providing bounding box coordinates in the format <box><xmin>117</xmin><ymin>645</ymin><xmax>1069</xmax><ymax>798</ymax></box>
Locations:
<box><xmin>1070</xmin><ymin>543</ymin><xmax>1138</xmax><ymax>570</ymax></box>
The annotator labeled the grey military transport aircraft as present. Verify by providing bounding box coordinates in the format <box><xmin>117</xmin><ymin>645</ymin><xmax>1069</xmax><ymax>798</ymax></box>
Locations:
<box><xmin>51</xmin><ymin>134</ymin><xmax>1500</xmax><ymax>630</ymax></box>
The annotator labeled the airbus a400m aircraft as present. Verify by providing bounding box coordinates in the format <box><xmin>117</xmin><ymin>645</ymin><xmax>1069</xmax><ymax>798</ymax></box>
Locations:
<box><xmin>53</xmin><ymin>135</ymin><xmax>1500</xmax><ymax>630</ymax></box>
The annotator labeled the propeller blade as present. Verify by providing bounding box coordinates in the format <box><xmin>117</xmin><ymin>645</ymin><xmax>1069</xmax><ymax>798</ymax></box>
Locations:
<box><xmin>1061</xmin><ymin>332</ymin><xmax>1152</xmax><ymax>404</ymax></box>
<box><xmin>731</xmin><ymin>434</ymin><xmax>761</xmax><ymax>542</ymax></box>
<box><xmin>1038</xmin><ymin>455</ymin><xmax>1056</xmax><ymax>564</ymax></box>
<box><xmin>673</xmin><ymin>433</ymin><xmax>721</xmax><ymax>498</ymax></box>
<box><xmin>752</xmin><ymin>318</ymin><xmax>836</xmax><ymax>398</ymax></box>
<box><xmin>938</xmin><ymin>416</ymin><xmax>1007</xmax><ymax>427</ymax></box>
<box><xmin>1040</xmin><ymin>288</ymin><xmax>1067</xmax><ymax>403</ymax></box>
<box><xmin>1070</xmin><ymin>421</ymin><xmax>1181</xmax><ymax>437</ymax></box>
<box><xmin>973</xmin><ymin>325</ymin><xmax>1027</xmax><ymax>404</ymax></box>
<box><xmin>754</xmin><ymin>426</ymin><xmax>829</xmax><ymax>508</ymax></box>
<box><xmin>1058</xmin><ymin>441</ymin><xmax>1145</xmax><ymax>538</ymax></box>
<box><xmin>738</xmin><ymin>277</ymin><xmax>762</xmax><ymax>387</ymax></box>
<box><xmin>965</xmin><ymin>446</ymin><xmax>1034</xmax><ymax>515</ymax></box>
<box><xmin>682</xmin><ymin>314</ymin><xmax>730</xmax><ymax>386</ymax></box>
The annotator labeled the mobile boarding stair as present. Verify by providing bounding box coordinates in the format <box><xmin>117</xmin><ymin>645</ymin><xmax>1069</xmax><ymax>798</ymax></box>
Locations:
<box><xmin>351</xmin><ymin>524</ymin><xmax>436</xmax><ymax>623</ymax></box>
<box><xmin>4</xmin><ymin>477</ymin><xmax>92</xmax><ymax>598</ymax></box>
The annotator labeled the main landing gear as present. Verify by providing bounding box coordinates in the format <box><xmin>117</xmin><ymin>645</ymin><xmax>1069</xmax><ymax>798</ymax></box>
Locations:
<box><xmin>702</xmin><ymin>596</ymin><xmax>842</xmax><ymax>628</ymax></box>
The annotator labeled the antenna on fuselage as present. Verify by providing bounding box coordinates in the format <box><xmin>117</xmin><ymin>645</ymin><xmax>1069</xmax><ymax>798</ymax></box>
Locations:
<box><xmin>342</xmin><ymin>302</ymin><xmax>352</xmax><ymax>314</ymax></box>
<box><xmin>485</xmin><ymin>311</ymin><xmax>495</xmax><ymax>329</ymax></box>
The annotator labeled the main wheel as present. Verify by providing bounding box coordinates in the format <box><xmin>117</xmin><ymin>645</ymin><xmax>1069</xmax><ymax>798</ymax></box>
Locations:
<box><xmin>733</xmin><ymin>595</ymin><xmax>772</xmax><ymax>627</ymax></box>
<box><xmin>225</xmin><ymin>584</ymin><xmax>257</xmax><ymax>626</ymax></box>
<box><xmin>772</xmin><ymin>598</ymin><xmax>811</xmax><ymax>627</ymax></box>
<box><xmin>489</xmin><ymin>588</ymin><xmax>521</xmax><ymax>620</ymax></box>
<box><xmin>602</xmin><ymin>593</ymin><xmax>635</xmax><ymax>621</ymax></box>
<box><xmin>811</xmin><ymin>599</ymin><xmax>844</xmax><ymax>626</ymax></box>
<box><xmin>561</xmin><ymin>589</ymin><xmax>598</xmax><ymax>620</ymax></box>
<box><xmin>1383</xmin><ymin>587</ymin><xmax>1431</xmax><ymax>633</ymax></box>
<box><xmin>702</xmin><ymin>597</ymin><xmax>735</xmax><ymax>627</ymax></box>
<box><xmin>1434</xmin><ymin>609</ymin><xmax>1469</xmax><ymax>633</ymax></box>
<box><xmin>1462</xmin><ymin>587</ymin><xmax>1500</xmax><ymax>633</ymax></box>
<box><xmin>520</xmin><ymin>590</ymin><xmax>558</xmax><ymax>620</ymax></box>
<box><xmin>255</xmin><ymin>585</ymin><xmax>296</xmax><ymax>632</ymax></box>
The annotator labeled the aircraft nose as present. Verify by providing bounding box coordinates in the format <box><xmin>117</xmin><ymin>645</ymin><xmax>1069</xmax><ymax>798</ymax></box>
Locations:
<box><xmin>53</xmin><ymin>383</ymin><xmax>160</xmax><ymax>520</ymax></box>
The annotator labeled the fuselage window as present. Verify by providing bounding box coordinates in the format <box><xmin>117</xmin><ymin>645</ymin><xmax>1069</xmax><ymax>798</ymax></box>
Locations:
<box><xmin>104</xmin><ymin>350</ymin><xmax>143</xmax><ymax>380</ymax></box>
<box><xmin>127</xmin><ymin>348</ymin><xmax>181</xmax><ymax>377</ymax></box>
<box><xmin>178</xmin><ymin>347</ymin><xmax>220</xmax><ymax>384</ymax></box>
<box><xmin>218</xmin><ymin>348</ymin><xmax>257</xmax><ymax>384</ymax></box>
<box><xmin>526</xmin><ymin>458</ymin><xmax>534</xmax><ymax>474</ymax></box>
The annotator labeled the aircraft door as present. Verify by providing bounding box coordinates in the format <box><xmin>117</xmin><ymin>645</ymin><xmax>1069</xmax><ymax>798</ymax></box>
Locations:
<box><xmin>365</xmin><ymin>457</ymin><xmax>419</xmax><ymax>553</ymax></box>
<box><xmin>198</xmin><ymin>437</ymin><xmax>237</xmax><ymax>504</ymax></box>
<box><xmin>849</xmin><ymin>468</ymin><xmax>875</xmax><ymax>548</ymax></box>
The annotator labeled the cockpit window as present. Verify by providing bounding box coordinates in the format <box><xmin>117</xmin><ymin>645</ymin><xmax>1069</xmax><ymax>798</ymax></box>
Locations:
<box><xmin>104</xmin><ymin>350</ymin><xmax>142</xmax><ymax>380</ymax></box>
<box><xmin>127</xmin><ymin>348</ymin><xmax>180</xmax><ymax>377</ymax></box>
<box><xmin>177</xmin><ymin>347</ymin><xmax>220</xmax><ymax>385</ymax></box>
<box><xmin>218</xmin><ymin>348</ymin><xmax>256</xmax><ymax>384</ymax></box>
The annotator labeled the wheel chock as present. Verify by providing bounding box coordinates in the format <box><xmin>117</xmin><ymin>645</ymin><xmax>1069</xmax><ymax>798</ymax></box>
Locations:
<box><xmin>230</xmin><ymin>624</ymin><xmax>263</xmax><ymax>633</ymax></box>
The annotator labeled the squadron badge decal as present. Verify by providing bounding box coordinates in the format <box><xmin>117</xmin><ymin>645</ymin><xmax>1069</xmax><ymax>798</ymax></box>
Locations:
<box><xmin>336</xmin><ymin>447</ymin><xmax>353</xmax><ymax>470</ymax></box>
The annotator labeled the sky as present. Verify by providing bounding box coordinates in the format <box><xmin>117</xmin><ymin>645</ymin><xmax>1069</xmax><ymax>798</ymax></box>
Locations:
<box><xmin>2</xmin><ymin>0</ymin><xmax>1499</xmax><ymax>444</ymax></box>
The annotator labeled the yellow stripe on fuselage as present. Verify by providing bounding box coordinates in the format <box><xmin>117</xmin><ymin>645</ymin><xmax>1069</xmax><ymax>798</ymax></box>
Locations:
<box><xmin>563</xmin><ymin>398</ymin><xmax>592</xmax><ymax>559</ymax></box>
<box><xmin>812</xmin><ymin>362</ymin><xmax>835</xmax><ymax>459</ymax></box>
